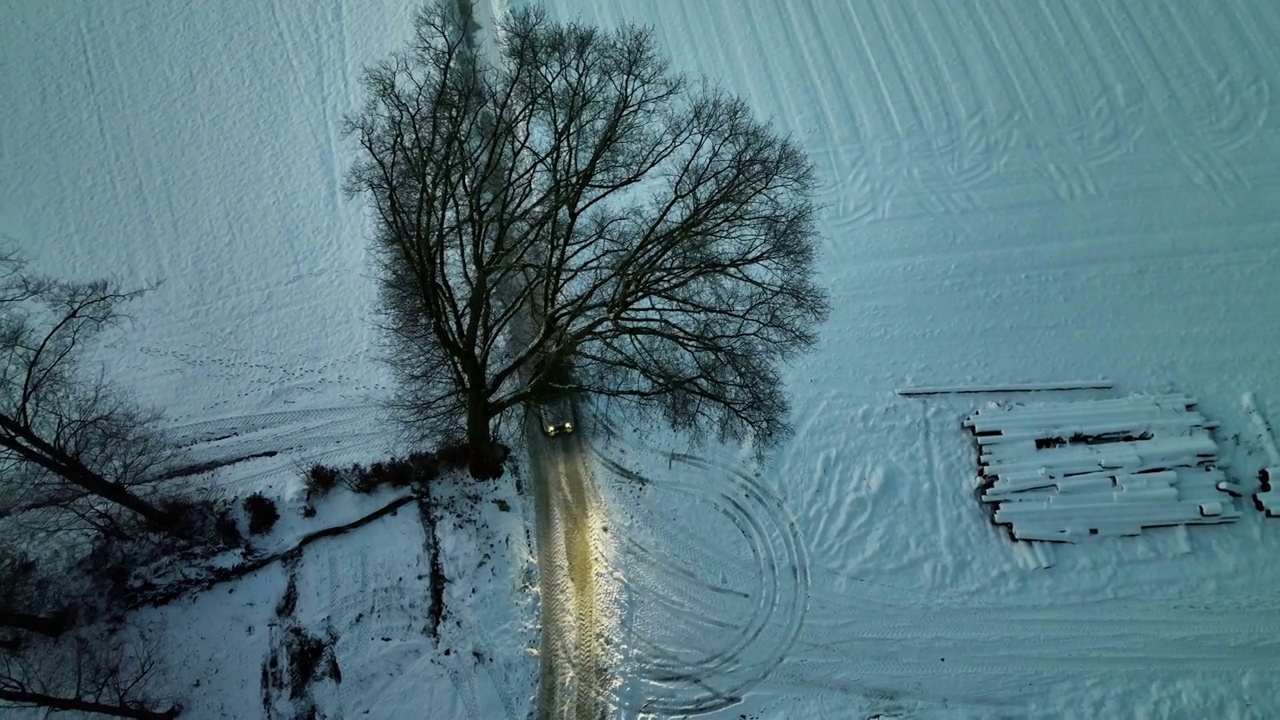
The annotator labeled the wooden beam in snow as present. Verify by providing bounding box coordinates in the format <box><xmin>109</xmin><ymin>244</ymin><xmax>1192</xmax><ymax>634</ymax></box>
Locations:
<box><xmin>897</xmin><ymin>380</ymin><xmax>1114</xmax><ymax>397</ymax></box>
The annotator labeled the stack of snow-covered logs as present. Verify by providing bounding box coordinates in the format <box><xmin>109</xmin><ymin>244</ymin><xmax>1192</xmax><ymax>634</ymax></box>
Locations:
<box><xmin>964</xmin><ymin>394</ymin><xmax>1241</xmax><ymax>543</ymax></box>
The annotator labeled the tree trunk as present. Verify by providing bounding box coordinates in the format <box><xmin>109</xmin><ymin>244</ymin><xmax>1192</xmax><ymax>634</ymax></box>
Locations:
<box><xmin>464</xmin><ymin>393</ymin><xmax>499</xmax><ymax>479</ymax></box>
<box><xmin>0</xmin><ymin>687</ymin><xmax>180</xmax><ymax>719</ymax></box>
<box><xmin>0</xmin><ymin>415</ymin><xmax>176</xmax><ymax>533</ymax></box>
<box><xmin>0</xmin><ymin>608</ymin><xmax>71</xmax><ymax>638</ymax></box>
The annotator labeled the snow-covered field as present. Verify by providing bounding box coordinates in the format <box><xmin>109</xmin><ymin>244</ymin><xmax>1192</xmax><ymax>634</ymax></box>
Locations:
<box><xmin>4</xmin><ymin>0</ymin><xmax>1280</xmax><ymax>718</ymax></box>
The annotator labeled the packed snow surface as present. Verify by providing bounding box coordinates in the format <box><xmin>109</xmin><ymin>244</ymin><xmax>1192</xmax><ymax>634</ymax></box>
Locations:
<box><xmin>4</xmin><ymin>0</ymin><xmax>1280</xmax><ymax>717</ymax></box>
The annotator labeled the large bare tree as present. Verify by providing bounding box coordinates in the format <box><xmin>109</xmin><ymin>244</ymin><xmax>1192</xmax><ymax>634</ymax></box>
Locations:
<box><xmin>345</xmin><ymin>2</ymin><xmax>828</xmax><ymax>477</ymax></box>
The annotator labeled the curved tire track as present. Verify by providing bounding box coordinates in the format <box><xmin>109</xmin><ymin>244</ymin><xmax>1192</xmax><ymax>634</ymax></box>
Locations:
<box><xmin>586</xmin><ymin>418</ymin><xmax>809</xmax><ymax>716</ymax></box>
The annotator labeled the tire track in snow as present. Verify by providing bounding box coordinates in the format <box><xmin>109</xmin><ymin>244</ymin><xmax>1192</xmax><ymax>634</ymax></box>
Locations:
<box><xmin>847</xmin><ymin>0</ymin><xmax>1114</xmax><ymax>214</ymax></box>
<box><xmin>530</xmin><ymin>422</ymin><xmax>613</xmax><ymax>720</ymax></box>
<box><xmin>159</xmin><ymin>405</ymin><xmax>395</xmax><ymax>493</ymax></box>
<box><xmin>779</xmin><ymin>4</ymin><xmax>886</xmax><ymax>226</ymax></box>
<box><xmin>167</xmin><ymin>404</ymin><xmax>381</xmax><ymax>447</ymax></box>
<box><xmin>1153</xmin><ymin>3</ymin><xmax>1270</xmax><ymax>153</ymax></box>
<box><xmin>837</xmin><ymin>0</ymin><xmax>1274</xmax><ymax>217</ymax></box>
<box><xmin>975</xmin><ymin>1</ymin><xmax>1109</xmax><ymax>204</ymax></box>
<box><xmin>1091</xmin><ymin>1</ymin><xmax>1265</xmax><ymax>200</ymax></box>
<box><xmin>843</xmin><ymin>0</ymin><xmax>908</xmax><ymax>139</ymax></box>
<box><xmin>1038</xmin><ymin>0</ymin><xmax>1142</xmax><ymax>166</ymax></box>
<box><xmin>854</xmin><ymin>1</ymin><xmax>1009</xmax><ymax>212</ymax></box>
<box><xmin>879</xmin><ymin>2</ymin><xmax>1008</xmax><ymax>215</ymax></box>
<box><xmin>586</xmin><ymin>416</ymin><xmax>808</xmax><ymax>716</ymax></box>
<box><xmin>788</xmin><ymin>580</ymin><xmax>1280</xmax><ymax>710</ymax></box>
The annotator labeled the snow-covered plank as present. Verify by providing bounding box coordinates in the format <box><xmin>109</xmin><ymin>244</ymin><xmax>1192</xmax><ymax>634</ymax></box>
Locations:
<box><xmin>1112</xmin><ymin>471</ymin><xmax>1180</xmax><ymax>490</ymax></box>
<box><xmin>1053</xmin><ymin>476</ymin><xmax>1119</xmax><ymax>494</ymax></box>
<box><xmin>1011</xmin><ymin>523</ymin><xmax>1142</xmax><ymax>542</ymax></box>
<box><xmin>1198</xmin><ymin>501</ymin><xmax>1224</xmax><ymax>517</ymax></box>
<box><xmin>983</xmin><ymin>429</ymin><xmax>1216</xmax><ymax>459</ymax></box>
<box><xmin>983</xmin><ymin>466</ymin><xmax>1182</xmax><ymax>494</ymax></box>
<box><xmin>978</xmin><ymin>418</ymin><xmax>1217</xmax><ymax>446</ymax></box>
<box><xmin>1008</xmin><ymin>518</ymin><xmax>1238</xmax><ymax>544</ymax></box>
<box><xmin>985</xmin><ymin>473</ymin><xmax>1220</xmax><ymax>504</ymax></box>
<box><xmin>984</xmin><ymin>454</ymin><xmax>1214</xmax><ymax>486</ymax></box>
<box><xmin>969</xmin><ymin>407</ymin><xmax>1206</xmax><ymax>434</ymax></box>
<box><xmin>984</xmin><ymin>467</ymin><xmax>1130</xmax><ymax>495</ymax></box>
<box><xmin>995</xmin><ymin>498</ymin><xmax>1197</xmax><ymax>518</ymax></box>
<box><xmin>1217</xmin><ymin>480</ymin><xmax>1245</xmax><ymax>497</ymax></box>
<box><xmin>966</xmin><ymin>392</ymin><xmax>1196</xmax><ymax>417</ymax></box>
<box><xmin>964</xmin><ymin>395</ymin><xmax>1199</xmax><ymax>431</ymax></box>
<box><xmin>988</xmin><ymin>434</ymin><xmax>1218</xmax><ymax>468</ymax></box>
<box><xmin>983</xmin><ymin>462</ymin><xmax>1218</xmax><ymax>495</ymax></box>
<box><xmin>898</xmin><ymin>380</ymin><xmax>1114</xmax><ymax>397</ymax></box>
<box><xmin>1011</xmin><ymin>526</ymin><xmax>1073</xmax><ymax>543</ymax></box>
<box><xmin>1035</xmin><ymin>487</ymin><xmax>1180</xmax><ymax>505</ymax></box>
<box><xmin>1083</xmin><ymin>523</ymin><xmax>1145</xmax><ymax>538</ymax></box>
<box><xmin>994</xmin><ymin>501</ymin><xmax>1234</xmax><ymax>528</ymax></box>
<box><xmin>982</xmin><ymin>451</ymin><xmax>1143</xmax><ymax>478</ymax></box>
<box><xmin>981</xmin><ymin>487</ymin><xmax>1056</xmax><ymax>503</ymax></box>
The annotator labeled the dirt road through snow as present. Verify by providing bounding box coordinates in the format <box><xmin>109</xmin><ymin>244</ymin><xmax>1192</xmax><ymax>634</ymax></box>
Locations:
<box><xmin>531</xmin><ymin>424</ymin><xmax>612</xmax><ymax>720</ymax></box>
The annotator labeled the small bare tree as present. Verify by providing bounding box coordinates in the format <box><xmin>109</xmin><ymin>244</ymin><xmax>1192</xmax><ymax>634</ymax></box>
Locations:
<box><xmin>0</xmin><ymin>624</ymin><xmax>180</xmax><ymax>719</ymax></box>
<box><xmin>345</xmin><ymin>3</ymin><xmax>828</xmax><ymax>476</ymax></box>
<box><xmin>0</xmin><ymin>249</ymin><xmax>181</xmax><ymax>535</ymax></box>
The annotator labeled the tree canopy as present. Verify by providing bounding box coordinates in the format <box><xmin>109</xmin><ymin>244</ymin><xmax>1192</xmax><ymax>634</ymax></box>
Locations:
<box><xmin>345</xmin><ymin>2</ymin><xmax>828</xmax><ymax>476</ymax></box>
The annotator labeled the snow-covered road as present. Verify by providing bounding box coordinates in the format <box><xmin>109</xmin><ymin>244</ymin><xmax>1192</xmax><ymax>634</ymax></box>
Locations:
<box><xmin>530</xmin><ymin>424</ymin><xmax>614</xmax><ymax>720</ymax></box>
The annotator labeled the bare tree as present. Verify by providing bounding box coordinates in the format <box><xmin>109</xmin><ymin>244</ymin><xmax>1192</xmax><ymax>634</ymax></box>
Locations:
<box><xmin>0</xmin><ymin>545</ymin><xmax>73</xmax><ymax>647</ymax></box>
<box><xmin>0</xmin><ymin>625</ymin><xmax>180</xmax><ymax>719</ymax></box>
<box><xmin>345</xmin><ymin>2</ymin><xmax>828</xmax><ymax>476</ymax></box>
<box><xmin>0</xmin><ymin>248</ymin><xmax>181</xmax><ymax>534</ymax></box>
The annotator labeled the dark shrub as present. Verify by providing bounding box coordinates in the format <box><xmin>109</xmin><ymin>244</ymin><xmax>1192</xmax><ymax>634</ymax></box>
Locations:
<box><xmin>337</xmin><ymin>463</ymin><xmax>368</xmax><ymax>493</ymax></box>
<box><xmin>346</xmin><ymin>458</ymin><xmax>415</xmax><ymax>493</ymax></box>
<box><xmin>306</xmin><ymin>463</ymin><xmax>342</xmax><ymax>497</ymax></box>
<box><xmin>156</xmin><ymin>496</ymin><xmax>245</xmax><ymax>547</ymax></box>
<box><xmin>346</xmin><ymin>463</ymin><xmax>379</xmax><ymax>494</ymax></box>
<box><xmin>380</xmin><ymin>457</ymin><xmax>415</xmax><ymax>488</ymax></box>
<box><xmin>214</xmin><ymin>506</ymin><xmax>243</xmax><ymax>546</ymax></box>
<box><xmin>243</xmin><ymin>493</ymin><xmax>280</xmax><ymax>535</ymax></box>
<box><xmin>469</xmin><ymin>442</ymin><xmax>509</xmax><ymax>480</ymax></box>
<box><xmin>156</xmin><ymin>497</ymin><xmax>203</xmax><ymax>535</ymax></box>
<box><xmin>354</xmin><ymin>475</ymin><xmax>380</xmax><ymax>494</ymax></box>
<box><xmin>285</xmin><ymin>627</ymin><xmax>339</xmax><ymax>698</ymax></box>
<box><xmin>408</xmin><ymin>452</ymin><xmax>439</xmax><ymax>482</ymax></box>
<box><xmin>436</xmin><ymin>441</ymin><xmax>470</xmax><ymax>470</ymax></box>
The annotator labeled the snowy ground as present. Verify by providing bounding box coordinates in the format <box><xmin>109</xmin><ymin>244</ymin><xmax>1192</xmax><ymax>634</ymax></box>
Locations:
<box><xmin>545</xmin><ymin>0</ymin><xmax>1280</xmax><ymax>717</ymax></box>
<box><xmin>3</xmin><ymin>3</ymin><xmax>538</xmax><ymax>717</ymax></box>
<box><xmin>5</xmin><ymin>0</ymin><xmax>1280</xmax><ymax>718</ymax></box>
<box><xmin>137</xmin><ymin>411</ymin><xmax>539</xmax><ymax>719</ymax></box>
